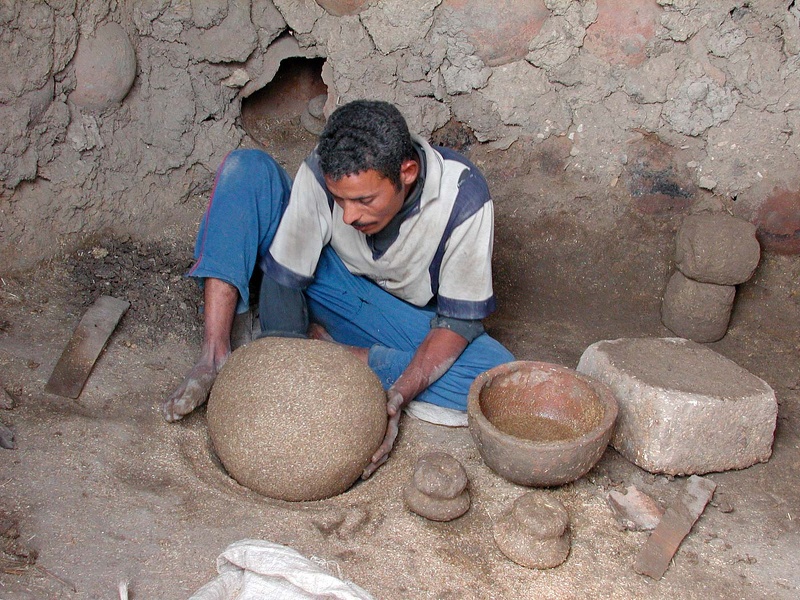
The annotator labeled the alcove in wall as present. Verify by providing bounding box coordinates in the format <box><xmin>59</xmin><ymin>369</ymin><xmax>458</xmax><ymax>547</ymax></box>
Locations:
<box><xmin>241</xmin><ymin>56</ymin><xmax>328</xmax><ymax>168</ymax></box>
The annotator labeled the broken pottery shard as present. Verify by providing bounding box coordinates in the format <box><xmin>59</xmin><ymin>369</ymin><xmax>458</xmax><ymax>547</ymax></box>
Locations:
<box><xmin>45</xmin><ymin>296</ymin><xmax>130</xmax><ymax>399</ymax></box>
<box><xmin>633</xmin><ymin>475</ymin><xmax>717</xmax><ymax>580</ymax></box>
<box><xmin>607</xmin><ymin>486</ymin><xmax>664</xmax><ymax>531</ymax></box>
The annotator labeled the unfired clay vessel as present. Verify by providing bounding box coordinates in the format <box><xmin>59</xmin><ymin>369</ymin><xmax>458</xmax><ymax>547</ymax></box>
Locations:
<box><xmin>207</xmin><ymin>337</ymin><xmax>387</xmax><ymax>501</ymax></box>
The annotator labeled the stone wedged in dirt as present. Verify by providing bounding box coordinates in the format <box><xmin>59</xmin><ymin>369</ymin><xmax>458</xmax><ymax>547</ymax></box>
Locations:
<box><xmin>207</xmin><ymin>337</ymin><xmax>387</xmax><ymax>502</ymax></box>
<box><xmin>661</xmin><ymin>271</ymin><xmax>735</xmax><ymax>342</ymax></box>
<box><xmin>493</xmin><ymin>491</ymin><xmax>571</xmax><ymax>569</ymax></box>
<box><xmin>674</xmin><ymin>214</ymin><xmax>761</xmax><ymax>285</ymax></box>
<box><xmin>577</xmin><ymin>338</ymin><xmax>778</xmax><ymax>476</ymax></box>
<box><xmin>70</xmin><ymin>23</ymin><xmax>137</xmax><ymax>110</ymax></box>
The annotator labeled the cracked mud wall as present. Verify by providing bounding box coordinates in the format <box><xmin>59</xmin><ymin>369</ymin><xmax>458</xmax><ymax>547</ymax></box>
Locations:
<box><xmin>1</xmin><ymin>0</ymin><xmax>799</xmax><ymax>271</ymax></box>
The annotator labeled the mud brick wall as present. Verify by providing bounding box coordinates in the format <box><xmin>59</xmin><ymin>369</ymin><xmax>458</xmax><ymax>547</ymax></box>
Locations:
<box><xmin>1</xmin><ymin>0</ymin><xmax>799</xmax><ymax>271</ymax></box>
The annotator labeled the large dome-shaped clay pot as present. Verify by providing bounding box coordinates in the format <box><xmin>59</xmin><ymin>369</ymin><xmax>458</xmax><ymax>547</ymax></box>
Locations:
<box><xmin>207</xmin><ymin>337</ymin><xmax>388</xmax><ymax>501</ymax></box>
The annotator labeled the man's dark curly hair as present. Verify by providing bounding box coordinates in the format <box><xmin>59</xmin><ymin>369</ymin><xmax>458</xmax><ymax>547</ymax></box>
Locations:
<box><xmin>317</xmin><ymin>100</ymin><xmax>415</xmax><ymax>190</ymax></box>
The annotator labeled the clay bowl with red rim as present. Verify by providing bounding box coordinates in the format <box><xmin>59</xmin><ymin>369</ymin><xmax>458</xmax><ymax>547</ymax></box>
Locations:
<box><xmin>467</xmin><ymin>361</ymin><xmax>618</xmax><ymax>487</ymax></box>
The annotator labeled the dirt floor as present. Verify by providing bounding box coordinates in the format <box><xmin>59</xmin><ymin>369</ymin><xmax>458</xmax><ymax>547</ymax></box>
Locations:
<box><xmin>1</xmin><ymin>99</ymin><xmax>799</xmax><ymax>599</ymax></box>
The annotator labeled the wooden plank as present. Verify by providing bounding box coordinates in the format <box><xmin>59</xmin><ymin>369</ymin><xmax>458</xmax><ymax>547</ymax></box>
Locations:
<box><xmin>45</xmin><ymin>296</ymin><xmax>130</xmax><ymax>398</ymax></box>
<box><xmin>633</xmin><ymin>475</ymin><xmax>717</xmax><ymax>580</ymax></box>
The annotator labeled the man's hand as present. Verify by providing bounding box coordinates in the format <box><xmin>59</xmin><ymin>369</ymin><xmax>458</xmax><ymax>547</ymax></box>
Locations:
<box><xmin>362</xmin><ymin>388</ymin><xmax>405</xmax><ymax>479</ymax></box>
<box><xmin>361</xmin><ymin>328</ymin><xmax>469</xmax><ymax>479</ymax></box>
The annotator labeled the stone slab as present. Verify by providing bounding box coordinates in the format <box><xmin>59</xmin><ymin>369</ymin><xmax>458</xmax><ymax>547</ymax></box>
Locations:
<box><xmin>577</xmin><ymin>338</ymin><xmax>777</xmax><ymax>475</ymax></box>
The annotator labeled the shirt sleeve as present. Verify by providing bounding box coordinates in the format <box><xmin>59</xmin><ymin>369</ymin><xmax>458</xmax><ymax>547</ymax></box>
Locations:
<box><xmin>436</xmin><ymin>201</ymin><xmax>496</xmax><ymax>319</ymax></box>
<box><xmin>260</xmin><ymin>161</ymin><xmax>332</xmax><ymax>289</ymax></box>
<box><xmin>429</xmin><ymin>315</ymin><xmax>485</xmax><ymax>342</ymax></box>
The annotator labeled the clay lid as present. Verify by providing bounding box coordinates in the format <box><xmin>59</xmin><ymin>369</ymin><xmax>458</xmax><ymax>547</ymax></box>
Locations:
<box><xmin>509</xmin><ymin>492</ymin><xmax>569</xmax><ymax>539</ymax></box>
<box><xmin>411</xmin><ymin>452</ymin><xmax>468</xmax><ymax>500</ymax></box>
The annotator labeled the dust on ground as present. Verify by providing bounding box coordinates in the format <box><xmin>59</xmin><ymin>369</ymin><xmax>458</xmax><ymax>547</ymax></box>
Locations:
<box><xmin>1</xmin><ymin>113</ymin><xmax>799</xmax><ymax>600</ymax></box>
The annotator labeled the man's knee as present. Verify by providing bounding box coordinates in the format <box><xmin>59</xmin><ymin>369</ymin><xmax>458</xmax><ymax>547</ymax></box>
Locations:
<box><xmin>469</xmin><ymin>333</ymin><xmax>515</xmax><ymax>370</ymax></box>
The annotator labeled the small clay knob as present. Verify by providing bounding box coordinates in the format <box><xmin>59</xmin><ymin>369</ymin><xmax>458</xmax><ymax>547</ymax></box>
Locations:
<box><xmin>511</xmin><ymin>491</ymin><xmax>569</xmax><ymax>539</ymax></box>
<box><xmin>404</xmin><ymin>452</ymin><xmax>470</xmax><ymax>521</ymax></box>
<box><xmin>411</xmin><ymin>451</ymin><xmax>468</xmax><ymax>499</ymax></box>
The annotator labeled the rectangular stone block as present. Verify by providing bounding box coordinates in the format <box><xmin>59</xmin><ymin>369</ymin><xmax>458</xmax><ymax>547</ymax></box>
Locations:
<box><xmin>577</xmin><ymin>337</ymin><xmax>777</xmax><ymax>476</ymax></box>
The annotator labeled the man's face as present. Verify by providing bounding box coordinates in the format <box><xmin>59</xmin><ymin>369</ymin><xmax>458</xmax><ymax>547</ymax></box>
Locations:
<box><xmin>325</xmin><ymin>160</ymin><xmax>419</xmax><ymax>236</ymax></box>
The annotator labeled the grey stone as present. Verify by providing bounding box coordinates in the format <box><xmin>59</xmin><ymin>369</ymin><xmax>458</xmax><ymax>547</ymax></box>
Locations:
<box><xmin>661</xmin><ymin>271</ymin><xmax>735</xmax><ymax>343</ymax></box>
<box><xmin>577</xmin><ymin>338</ymin><xmax>778</xmax><ymax>476</ymax></box>
<box><xmin>674</xmin><ymin>214</ymin><xmax>761</xmax><ymax>285</ymax></box>
<box><xmin>207</xmin><ymin>337</ymin><xmax>388</xmax><ymax>502</ymax></box>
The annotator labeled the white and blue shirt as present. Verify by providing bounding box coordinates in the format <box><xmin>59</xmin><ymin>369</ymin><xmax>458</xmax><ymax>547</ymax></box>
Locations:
<box><xmin>261</xmin><ymin>135</ymin><xmax>496</xmax><ymax>321</ymax></box>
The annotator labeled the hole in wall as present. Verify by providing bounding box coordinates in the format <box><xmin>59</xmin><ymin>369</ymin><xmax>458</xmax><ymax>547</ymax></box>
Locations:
<box><xmin>241</xmin><ymin>56</ymin><xmax>328</xmax><ymax>168</ymax></box>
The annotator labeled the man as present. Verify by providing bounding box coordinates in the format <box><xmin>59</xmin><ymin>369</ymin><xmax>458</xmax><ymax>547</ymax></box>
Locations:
<box><xmin>162</xmin><ymin>100</ymin><xmax>514</xmax><ymax>478</ymax></box>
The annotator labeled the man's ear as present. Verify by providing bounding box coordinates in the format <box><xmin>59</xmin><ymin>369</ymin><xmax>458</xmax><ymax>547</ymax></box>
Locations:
<box><xmin>399</xmin><ymin>159</ymin><xmax>419</xmax><ymax>187</ymax></box>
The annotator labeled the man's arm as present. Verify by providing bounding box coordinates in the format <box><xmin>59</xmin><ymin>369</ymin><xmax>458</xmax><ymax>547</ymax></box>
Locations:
<box><xmin>362</xmin><ymin>326</ymin><xmax>468</xmax><ymax>479</ymax></box>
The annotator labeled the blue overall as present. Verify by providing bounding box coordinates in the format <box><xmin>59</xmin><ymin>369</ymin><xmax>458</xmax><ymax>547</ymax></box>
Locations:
<box><xmin>188</xmin><ymin>149</ymin><xmax>514</xmax><ymax>411</ymax></box>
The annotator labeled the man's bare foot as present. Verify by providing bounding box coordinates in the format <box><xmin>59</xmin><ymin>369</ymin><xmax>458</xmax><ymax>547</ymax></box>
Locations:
<box><xmin>307</xmin><ymin>322</ymin><xmax>335</xmax><ymax>342</ymax></box>
<box><xmin>161</xmin><ymin>361</ymin><xmax>220</xmax><ymax>422</ymax></box>
<box><xmin>307</xmin><ymin>323</ymin><xmax>370</xmax><ymax>364</ymax></box>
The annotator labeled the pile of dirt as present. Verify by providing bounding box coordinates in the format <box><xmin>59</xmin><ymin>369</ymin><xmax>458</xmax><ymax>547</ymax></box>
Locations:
<box><xmin>63</xmin><ymin>236</ymin><xmax>202</xmax><ymax>347</ymax></box>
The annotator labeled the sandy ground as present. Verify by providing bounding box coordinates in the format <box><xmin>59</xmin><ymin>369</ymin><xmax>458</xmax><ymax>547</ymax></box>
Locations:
<box><xmin>1</xmin><ymin>106</ymin><xmax>799</xmax><ymax>599</ymax></box>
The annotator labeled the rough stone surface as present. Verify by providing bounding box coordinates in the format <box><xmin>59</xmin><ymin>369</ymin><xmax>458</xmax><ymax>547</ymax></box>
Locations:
<box><xmin>674</xmin><ymin>213</ymin><xmax>761</xmax><ymax>284</ymax></box>
<box><xmin>493</xmin><ymin>492</ymin><xmax>571</xmax><ymax>569</ymax></box>
<box><xmin>206</xmin><ymin>337</ymin><xmax>387</xmax><ymax>502</ymax></box>
<box><xmin>69</xmin><ymin>22</ymin><xmax>137</xmax><ymax>110</ymax></box>
<box><xmin>577</xmin><ymin>338</ymin><xmax>778</xmax><ymax>476</ymax></box>
<box><xmin>314</xmin><ymin>1</ymin><xmax>370</xmax><ymax>17</ymax></box>
<box><xmin>661</xmin><ymin>271</ymin><xmax>736</xmax><ymax>342</ymax></box>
